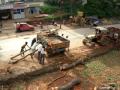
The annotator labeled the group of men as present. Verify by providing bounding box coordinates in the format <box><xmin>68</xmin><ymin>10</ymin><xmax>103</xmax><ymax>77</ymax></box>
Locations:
<box><xmin>20</xmin><ymin>38</ymin><xmax>46</xmax><ymax>65</ymax></box>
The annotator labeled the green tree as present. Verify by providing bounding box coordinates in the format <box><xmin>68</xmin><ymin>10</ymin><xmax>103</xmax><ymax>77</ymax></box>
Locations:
<box><xmin>44</xmin><ymin>0</ymin><xmax>120</xmax><ymax>17</ymax></box>
<box><xmin>83</xmin><ymin>0</ymin><xmax>118</xmax><ymax>17</ymax></box>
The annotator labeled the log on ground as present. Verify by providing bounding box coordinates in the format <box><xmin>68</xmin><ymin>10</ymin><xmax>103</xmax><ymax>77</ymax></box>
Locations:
<box><xmin>51</xmin><ymin>78</ymin><xmax>81</xmax><ymax>90</ymax></box>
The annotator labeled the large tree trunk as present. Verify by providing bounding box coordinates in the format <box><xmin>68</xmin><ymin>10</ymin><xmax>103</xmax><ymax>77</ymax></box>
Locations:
<box><xmin>51</xmin><ymin>78</ymin><xmax>81</xmax><ymax>90</ymax></box>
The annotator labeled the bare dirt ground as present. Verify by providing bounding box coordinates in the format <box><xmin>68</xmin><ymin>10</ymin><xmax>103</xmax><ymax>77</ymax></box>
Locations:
<box><xmin>0</xmin><ymin>44</ymin><xmax>119</xmax><ymax>90</ymax></box>
<box><xmin>1</xmin><ymin>50</ymin><xmax>119</xmax><ymax>90</ymax></box>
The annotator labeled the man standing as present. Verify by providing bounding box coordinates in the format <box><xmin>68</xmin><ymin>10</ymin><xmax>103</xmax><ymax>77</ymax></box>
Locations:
<box><xmin>20</xmin><ymin>42</ymin><xmax>30</xmax><ymax>56</ymax></box>
<box><xmin>31</xmin><ymin>38</ymin><xmax>36</xmax><ymax>47</ymax></box>
<box><xmin>40</xmin><ymin>46</ymin><xmax>46</xmax><ymax>65</ymax></box>
<box><xmin>37</xmin><ymin>43</ymin><xmax>42</xmax><ymax>63</ymax></box>
<box><xmin>30</xmin><ymin>41</ymin><xmax>39</xmax><ymax>59</ymax></box>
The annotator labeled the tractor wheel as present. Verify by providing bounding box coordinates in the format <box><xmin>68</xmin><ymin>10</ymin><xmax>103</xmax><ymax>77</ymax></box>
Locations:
<box><xmin>83</xmin><ymin>39</ymin><xmax>95</xmax><ymax>47</ymax></box>
<box><xmin>83</xmin><ymin>39</ymin><xmax>87</xmax><ymax>45</ymax></box>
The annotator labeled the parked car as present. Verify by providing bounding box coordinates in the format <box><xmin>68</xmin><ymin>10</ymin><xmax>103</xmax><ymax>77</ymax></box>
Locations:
<box><xmin>86</xmin><ymin>16</ymin><xmax>101</xmax><ymax>26</ymax></box>
<box><xmin>16</xmin><ymin>23</ymin><xmax>35</xmax><ymax>32</ymax></box>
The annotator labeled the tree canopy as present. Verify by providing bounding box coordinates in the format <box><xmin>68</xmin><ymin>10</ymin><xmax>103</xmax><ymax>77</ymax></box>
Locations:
<box><xmin>43</xmin><ymin>0</ymin><xmax>120</xmax><ymax>17</ymax></box>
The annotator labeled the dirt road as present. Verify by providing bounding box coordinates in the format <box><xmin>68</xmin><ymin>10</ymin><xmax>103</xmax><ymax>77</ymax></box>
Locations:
<box><xmin>0</xmin><ymin>26</ymin><xmax>93</xmax><ymax>62</ymax></box>
<box><xmin>0</xmin><ymin>24</ymin><xmax>120</xmax><ymax>62</ymax></box>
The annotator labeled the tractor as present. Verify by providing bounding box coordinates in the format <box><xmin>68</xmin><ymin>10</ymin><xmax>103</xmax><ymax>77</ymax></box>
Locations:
<box><xmin>83</xmin><ymin>26</ymin><xmax>120</xmax><ymax>48</ymax></box>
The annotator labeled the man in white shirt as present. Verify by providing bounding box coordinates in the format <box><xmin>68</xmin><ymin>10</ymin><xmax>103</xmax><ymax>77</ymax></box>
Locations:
<box><xmin>40</xmin><ymin>46</ymin><xmax>46</xmax><ymax>65</ymax></box>
<box><xmin>30</xmin><ymin>41</ymin><xmax>39</xmax><ymax>59</ymax></box>
<box><xmin>37</xmin><ymin>43</ymin><xmax>42</xmax><ymax>63</ymax></box>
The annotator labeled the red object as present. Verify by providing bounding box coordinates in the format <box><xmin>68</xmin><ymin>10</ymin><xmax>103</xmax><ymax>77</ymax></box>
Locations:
<box><xmin>16</xmin><ymin>23</ymin><xmax>34</xmax><ymax>32</ymax></box>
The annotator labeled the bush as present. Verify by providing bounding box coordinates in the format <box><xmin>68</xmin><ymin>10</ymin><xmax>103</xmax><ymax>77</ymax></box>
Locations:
<box><xmin>83</xmin><ymin>0</ymin><xmax>119</xmax><ymax>17</ymax></box>
<box><xmin>40</xmin><ymin>5</ymin><xmax>59</xmax><ymax>14</ymax></box>
<box><xmin>44</xmin><ymin>0</ymin><xmax>120</xmax><ymax>18</ymax></box>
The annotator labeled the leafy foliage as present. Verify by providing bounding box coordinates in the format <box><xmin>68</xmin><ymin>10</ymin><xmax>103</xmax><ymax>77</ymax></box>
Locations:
<box><xmin>40</xmin><ymin>4</ymin><xmax>59</xmax><ymax>14</ymax></box>
<box><xmin>83</xmin><ymin>0</ymin><xmax>119</xmax><ymax>17</ymax></box>
<box><xmin>44</xmin><ymin>0</ymin><xmax>120</xmax><ymax>17</ymax></box>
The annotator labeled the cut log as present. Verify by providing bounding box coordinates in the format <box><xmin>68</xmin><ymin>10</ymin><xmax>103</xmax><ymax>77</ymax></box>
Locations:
<box><xmin>51</xmin><ymin>78</ymin><xmax>80</xmax><ymax>90</ymax></box>
<box><xmin>9</xmin><ymin>50</ymin><xmax>37</xmax><ymax>64</ymax></box>
<box><xmin>0</xmin><ymin>64</ymin><xmax>60</xmax><ymax>85</ymax></box>
<box><xmin>60</xmin><ymin>59</ymin><xmax>86</xmax><ymax>71</ymax></box>
<box><xmin>9</xmin><ymin>53</ymin><xmax>32</xmax><ymax>64</ymax></box>
<box><xmin>10</xmin><ymin>49</ymin><xmax>30</xmax><ymax>60</ymax></box>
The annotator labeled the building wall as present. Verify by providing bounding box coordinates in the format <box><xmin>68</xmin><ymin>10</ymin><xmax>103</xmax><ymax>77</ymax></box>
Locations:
<box><xmin>25</xmin><ymin>2</ymin><xmax>44</xmax><ymax>18</ymax></box>
<box><xmin>25</xmin><ymin>7</ymin><xmax>40</xmax><ymax>18</ymax></box>
<box><xmin>0</xmin><ymin>0</ymin><xmax>1</xmax><ymax>4</ymax></box>
<box><xmin>0</xmin><ymin>0</ymin><xmax>44</xmax><ymax>19</ymax></box>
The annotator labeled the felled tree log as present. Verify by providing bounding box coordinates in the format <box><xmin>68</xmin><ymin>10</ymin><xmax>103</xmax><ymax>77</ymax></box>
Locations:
<box><xmin>0</xmin><ymin>64</ymin><xmax>60</xmax><ymax>85</ymax></box>
<box><xmin>51</xmin><ymin>78</ymin><xmax>80</xmax><ymax>90</ymax></box>
<box><xmin>10</xmin><ymin>49</ymin><xmax>30</xmax><ymax>60</ymax></box>
<box><xmin>9</xmin><ymin>53</ymin><xmax>32</xmax><ymax>64</ymax></box>
<box><xmin>60</xmin><ymin>59</ymin><xmax>87</xmax><ymax>71</ymax></box>
<box><xmin>9</xmin><ymin>50</ymin><xmax>37</xmax><ymax>64</ymax></box>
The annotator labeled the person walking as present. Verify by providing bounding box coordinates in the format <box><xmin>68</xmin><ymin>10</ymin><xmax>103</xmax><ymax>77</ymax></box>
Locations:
<box><xmin>20</xmin><ymin>42</ymin><xmax>30</xmax><ymax>56</ymax></box>
<box><xmin>40</xmin><ymin>46</ymin><xmax>46</xmax><ymax>65</ymax></box>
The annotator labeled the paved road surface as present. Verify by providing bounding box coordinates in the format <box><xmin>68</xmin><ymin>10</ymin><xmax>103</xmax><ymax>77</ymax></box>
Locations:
<box><xmin>0</xmin><ymin>35</ymin><xmax>36</xmax><ymax>62</ymax></box>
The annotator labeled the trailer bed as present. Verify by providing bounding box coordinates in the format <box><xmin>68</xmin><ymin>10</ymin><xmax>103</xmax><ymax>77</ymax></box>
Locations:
<box><xmin>37</xmin><ymin>32</ymin><xmax>70</xmax><ymax>55</ymax></box>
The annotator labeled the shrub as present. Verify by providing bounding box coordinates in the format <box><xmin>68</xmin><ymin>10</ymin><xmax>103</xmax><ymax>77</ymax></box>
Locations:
<box><xmin>40</xmin><ymin>5</ymin><xmax>59</xmax><ymax>14</ymax></box>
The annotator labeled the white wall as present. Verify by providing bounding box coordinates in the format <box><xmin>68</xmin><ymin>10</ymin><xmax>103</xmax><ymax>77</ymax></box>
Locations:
<box><xmin>0</xmin><ymin>0</ymin><xmax>1</xmax><ymax>4</ymax></box>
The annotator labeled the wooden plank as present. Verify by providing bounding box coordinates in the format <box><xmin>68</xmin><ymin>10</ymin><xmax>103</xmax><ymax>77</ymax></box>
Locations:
<box><xmin>10</xmin><ymin>49</ymin><xmax>31</xmax><ymax>60</ymax></box>
<box><xmin>10</xmin><ymin>50</ymin><xmax>37</xmax><ymax>64</ymax></box>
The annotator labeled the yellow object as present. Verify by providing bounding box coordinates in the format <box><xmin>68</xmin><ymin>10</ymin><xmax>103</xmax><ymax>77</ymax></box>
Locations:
<box><xmin>77</xmin><ymin>11</ymin><xmax>84</xmax><ymax>17</ymax></box>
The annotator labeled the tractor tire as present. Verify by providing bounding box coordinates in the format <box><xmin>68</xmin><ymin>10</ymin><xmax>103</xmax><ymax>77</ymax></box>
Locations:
<box><xmin>16</xmin><ymin>29</ymin><xmax>22</xmax><ymax>33</ymax></box>
<box><xmin>83</xmin><ymin>39</ymin><xmax>95</xmax><ymax>47</ymax></box>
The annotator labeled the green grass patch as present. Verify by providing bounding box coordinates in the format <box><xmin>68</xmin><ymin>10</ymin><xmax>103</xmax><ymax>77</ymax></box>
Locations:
<box><xmin>81</xmin><ymin>50</ymin><xmax>120</xmax><ymax>82</ymax></box>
